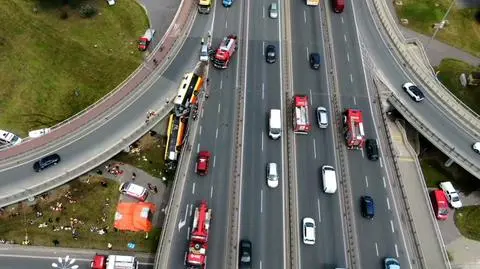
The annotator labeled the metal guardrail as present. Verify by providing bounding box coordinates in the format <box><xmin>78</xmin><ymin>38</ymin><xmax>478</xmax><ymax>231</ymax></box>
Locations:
<box><xmin>370</xmin><ymin>0</ymin><xmax>480</xmax><ymax>138</ymax></box>
<box><xmin>373</xmin><ymin>77</ymin><xmax>428</xmax><ymax>269</ymax></box>
<box><xmin>394</xmin><ymin>119</ymin><xmax>452</xmax><ymax>269</ymax></box>
<box><xmin>322</xmin><ymin>0</ymin><xmax>360</xmax><ymax>268</ymax></box>
<box><xmin>282</xmin><ymin>0</ymin><xmax>296</xmax><ymax>268</ymax></box>
<box><xmin>388</xmin><ymin>93</ymin><xmax>480</xmax><ymax>179</ymax></box>
<box><xmin>0</xmin><ymin>0</ymin><xmax>198</xmax><ymax>208</ymax></box>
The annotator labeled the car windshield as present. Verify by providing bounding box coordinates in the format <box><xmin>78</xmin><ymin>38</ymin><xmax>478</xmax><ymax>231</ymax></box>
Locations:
<box><xmin>452</xmin><ymin>196</ymin><xmax>460</xmax><ymax>202</ymax></box>
<box><xmin>439</xmin><ymin>208</ymin><xmax>448</xmax><ymax>215</ymax></box>
<box><xmin>241</xmin><ymin>253</ymin><xmax>251</xmax><ymax>262</ymax></box>
<box><xmin>305</xmin><ymin>222</ymin><xmax>314</xmax><ymax>228</ymax></box>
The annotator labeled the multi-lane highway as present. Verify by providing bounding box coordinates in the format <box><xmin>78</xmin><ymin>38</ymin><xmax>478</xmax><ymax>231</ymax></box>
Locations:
<box><xmin>164</xmin><ymin>1</ymin><xmax>244</xmax><ymax>268</ymax></box>
<box><xmin>290</xmin><ymin>1</ymin><xmax>348</xmax><ymax>269</ymax></box>
<box><xmin>240</xmin><ymin>0</ymin><xmax>286</xmax><ymax>268</ymax></box>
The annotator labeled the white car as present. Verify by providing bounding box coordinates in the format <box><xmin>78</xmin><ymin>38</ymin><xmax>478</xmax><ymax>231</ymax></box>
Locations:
<box><xmin>28</xmin><ymin>128</ymin><xmax>51</xmax><ymax>138</ymax></box>
<box><xmin>119</xmin><ymin>182</ymin><xmax>148</xmax><ymax>201</ymax></box>
<box><xmin>472</xmin><ymin>142</ymin><xmax>480</xmax><ymax>154</ymax></box>
<box><xmin>439</xmin><ymin>181</ymin><xmax>462</xmax><ymax>208</ymax></box>
<box><xmin>316</xmin><ymin>106</ymin><xmax>328</xmax><ymax>128</ymax></box>
<box><xmin>0</xmin><ymin>129</ymin><xmax>22</xmax><ymax>146</ymax></box>
<box><xmin>402</xmin><ymin>82</ymin><xmax>425</xmax><ymax>102</ymax></box>
<box><xmin>107</xmin><ymin>0</ymin><xmax>116</xmax><ymax>5</ymax></box>
<box><xmin>302</xmin><ymin>217</ymin><xmax>316</xmax><ymax>245</ymax></box>
<box><xmin>269</xmin><ymin>2</ymin><xmax>278</xmax><ymax>19</ymax></box>
<box><xmin>266</xmin><ymin>163</ymin><xmax>279</xmax><ymax>188</ymax></box>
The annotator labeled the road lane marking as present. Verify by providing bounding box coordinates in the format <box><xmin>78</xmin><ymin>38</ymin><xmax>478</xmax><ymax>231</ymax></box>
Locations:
<box><xmin>215</xmin><ymin>128</ymin><xmax>219</xmax><ymax>139</ymax></box>
<box><xmin>196</xmin><ymin>143</ymin><xmax>200</xmax><ymax>153</ymax></box>
<box><xmin>210</xmin><ymin>185</ymin><xmax>214</xmax><ymax>198</ymax></box>
<box><xmin>341</xmin><ymin>17</ymin><xmax>344</xmax><ymax>23</ymax></box>
<box><xmin>263</xmin><ymin>6</ymin><xmax>265</xmax><ymax>18</ymax></box>
<box><xmin>365</xmin><ymin>176</ymin><xmax>368</xmax><ymax>188</ymax></box>
<box><xmin>304</xmin><ymin>10</ymin><xmax>307</xmax><ymax>23</ymax></box>
<box><xmin>390</xmin><ymin>220</ymin><xmax>395</xmax><ymax>233</ymax></box>
<box><xmin>225</xmin><ymin>20</ymin><xmax>228</xmax><ymax>28</ymax></box>
<box><xmin>260</xmin><ymin>189</ymin><xmax>263</xmax><ymax>213</ymax></box>
<box><xmin>361</xmin><ymin>148</ymin><xmax>364</xmax><ymax>158</ymax></box>
<box><xmin>383</xmin><ymin>176</ymin><xmax>386</xmax><ymax>188</ymax></box>
<box><xmin>379</xmin><ymin>157</ymin><xmax>383</xmax><ymax>167</ymax></box>
<box><xmin>387</xmin><ymin>197</ymin><xmax>391</xmax><ymax>210</ymax></box>
<box><xmin>262</xmin><ymin>41</ymin><xmax>265</xmax><ymax>55</ymax></box>
<box><xmin>192</xmin><ymin>182</ymin><xmax>196</xmax><ymax>194</ymax></box>
<box><xmin>347</xmin><ymin>53</ymin><xmax>350</xmax><ymax>62</ymax></box>
<box><xmin>313</xmin><ymin>138</ymin><xmax>317</xmax><ymax>159</ymax></box>
<box><xmin>395</xmin><ymin>244</ymin><xmax>399</xmax><ymax>257</ymax></box>
<box><xmin>350</xmin><ymin>73</ymin><xmax>353</xmax><ymax>83</ymax></box>
<box><xmin>375</xmin><ymin>242</ymin><xmax>379</xmax><ymax>256</ymax></box>
<box><xmin>189</xmin><ymin>203</ymin><xmax>193</xmax><ymax>216</ymax></box>
<box><xmin>187</xmin><ymin>226</ymin><xmax>190</xmax><ymax>239</ymax></box>
<box><xmin>213</xmin><ymin>155</ymin><xmax>216</xmax><ymax>167</ymax></box>
<box><xmin>218</xmin><ymin>103</ymin><xmax>221</xmax><ymax>114</ymax></box>
<box><xmin>317</xmin><ymin>198</ymin><xmax>322</xmax><ymax>223</ymax></box>
<box><xmin>344</xmin><ymin>34</ymin><xmax>347</xmax><ymax>42</ymax></box>
<box><xmin>261</xmin><ymin>131</ymin><xmax>264</xmax><ymax>152</ymax></box>
<box><xmin>309</xmin><ymin>89</ymin><xmax>313</xmax><ymax>105</ymax></box>
<box><xmin>201</xmin><ymin>107</ymin><xmax>204</xmax><ymax>118</ymax></box>
<box><xmin>199</xmin><ymin>125</ymin><xmax>202</xmax><ymax>135</ymax></box>
<box><xmin>184</xmin><ymin>252</ymin><xmax>187</xmax><ymax>265</ymax></box>
<box><xmin>220</xmin><ymin>79</ymin><xmax>223</xmax><ymax>89</ymax></box>
<box><xmin>260</xmin><ymin>260</ymin><xmax>263</xmax><ymax>269</ymax></box>
<box><xmin>178</xmin><ymin>204</ymin><xmax>190</xmax><ymax>230</ymax></box>
<box><xmin>306</xmin><ymin>47</ymin><xmax>309</xmax><ymax>61</ymax></box>
<box><xmin>262</xmin><ymin>83</ymin><xmax>265</xmax><ymax>100</ymax></box>
<box><xmin>353</xmin><ymin>96</ymin><xmax>357</xmax><ymax>105</ymax></box>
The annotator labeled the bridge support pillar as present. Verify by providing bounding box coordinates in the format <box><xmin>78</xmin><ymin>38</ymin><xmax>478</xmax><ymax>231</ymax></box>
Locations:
<box><xmin>444</xmin><ymin>158</ymin><xmax>455</xmax><ymax>167</ymax></box>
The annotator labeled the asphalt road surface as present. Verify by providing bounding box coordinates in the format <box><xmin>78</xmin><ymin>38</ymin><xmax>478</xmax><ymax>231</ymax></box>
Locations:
<box><xmin>240</xmin><ymin>0</ymin><xmax>286</xmax><ymax>268</ymax></box>
<box><xmin>164</xmin><ymin>2</ymin><xmax>243</xmax><ymax>269</ymax></box>
<box><xmin>290</xmin><ymin>1</ymin><xmax>348</xmax><ymax>269</ymax></box>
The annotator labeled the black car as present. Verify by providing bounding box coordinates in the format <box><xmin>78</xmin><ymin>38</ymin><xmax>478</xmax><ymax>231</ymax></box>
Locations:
<box><xmin>309</xmin><ymin>52</ymin><xmax>320</xmax><ymax>69</ymax></box>
<box><xmin>361</xmin><ymin>195</ymin><xmax>375</xmax><ymax>219</ymax></box>
<box><xmin>265</xmin><ymin>45</ymin><xmax>276</xmax><ymax>63</ymax></box>
<box><xmin>33</xmin><ymin>153</ymin><xmax>61</xmax><ymax>172</ymax></box>
<box><xmin>366</xmin><ymin>139</ymin><xmax>379</xmax><ymax>161</ymax></box>
<box><xmin>239</xmin><ymin>239</ymin><xmax>252</xmax><ymax>268</ymax></box>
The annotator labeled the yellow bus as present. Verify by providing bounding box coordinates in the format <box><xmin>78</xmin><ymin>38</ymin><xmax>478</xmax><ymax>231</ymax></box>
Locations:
<box><xmin>174</xmin><ymin>72</ymin><xmax>203</xmax><ymax>115</ymax></box>
<box><xmin>198</xmin><ymin>0</ymin><xmax>212</xmax><ymax>14</ymax></box>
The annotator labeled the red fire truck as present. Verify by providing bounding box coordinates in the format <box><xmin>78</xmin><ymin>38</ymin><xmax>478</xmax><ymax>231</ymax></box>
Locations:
<box><xmin>292</xmin><ymin>95</ymin><xmax>312</xmax><ymax>134</ymax></box>
<box><xmin>186</xmin><ymin>201</ymin><xmax>212</xmax><ymax>269</ymax></box>
<box><xmin>343</xmin><ymin>109</ymin><xmax>366</xmax><ymax>149</ymax></box>
<box><xmin>212</xmin><ymin>35</ymin><xmax>237</xmax><ymax>69</ymax></box>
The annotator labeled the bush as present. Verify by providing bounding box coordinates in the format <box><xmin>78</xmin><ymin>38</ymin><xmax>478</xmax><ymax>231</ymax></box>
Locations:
<box><xmin>79</xmin><ymin>4</ymin><xmax>97</xmax><ymax>18</ymax></box>
<box><xmin>60</xmin><ymin>11</ymin><xmax>68</xmax><ymax>20</ymax></box>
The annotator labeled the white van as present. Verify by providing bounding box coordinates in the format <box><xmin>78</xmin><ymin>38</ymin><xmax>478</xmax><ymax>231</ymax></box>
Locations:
<box><xmin>0</xmin><ymin>130</ymin><xmax>22</xmax><ymax>146</ymax></box>
<box><xmin>321</xmin><ymin>165</ymin><xmax>337</xmax><ymax>194</ymax></box>
<box><xmin>269</xmin><ymin>109</ymin><xmax>281</xmax><ymax>139</ymax></box>
<box><xmin>439</xmin><ymin>181</ymin><xmax>462</xmax><ymax>208</ymax></box>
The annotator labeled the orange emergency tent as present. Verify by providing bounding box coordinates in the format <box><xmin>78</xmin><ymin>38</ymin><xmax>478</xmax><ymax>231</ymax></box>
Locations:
<box><xmin>114</xmin><ymin>202</ymin><xmax>156</xmax><ymax>232</ymax></box>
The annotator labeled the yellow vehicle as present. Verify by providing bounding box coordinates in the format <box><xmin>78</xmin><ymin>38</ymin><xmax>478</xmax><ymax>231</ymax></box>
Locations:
<box><xmin>198</xmin><ymin>0</ymin><xmax>212</xmax><ymax>14</ymax></box>
<box><xmin>306</xmin><ymin>0</ymin><xmax>319</xmax><ymax>6</ymax></box>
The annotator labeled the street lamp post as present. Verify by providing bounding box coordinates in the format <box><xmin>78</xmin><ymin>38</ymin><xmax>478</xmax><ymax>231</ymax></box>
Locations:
<box><xmin>426</xmin><ymin>0</ymin><xmax>457</xmax><ymax>49</ymax></box>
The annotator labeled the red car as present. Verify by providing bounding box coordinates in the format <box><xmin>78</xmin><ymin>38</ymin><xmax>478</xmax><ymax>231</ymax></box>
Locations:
<box><xmin>196</xmin><ymin>151</ymin><xmax>211</xmax><ymax>176</ymax></box>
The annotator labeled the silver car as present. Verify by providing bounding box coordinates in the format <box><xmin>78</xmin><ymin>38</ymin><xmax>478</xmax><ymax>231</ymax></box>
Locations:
<box><xmin>316</xmin><ymin>107</ymin><xmax>328</xmax><ymax>128</ymax></box>
<box><xmin>269</xmin><ymin>2</ymin><xmax>278</xmax><ymax>19</ymax></box>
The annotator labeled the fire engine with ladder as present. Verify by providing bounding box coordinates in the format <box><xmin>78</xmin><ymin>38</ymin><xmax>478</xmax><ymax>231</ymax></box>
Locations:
<box><xmin>186</xmin><ymin>201</ymin><xmax>212</xmax><ymax>269</ymax></box>
<box><xmin>343</xmin><ymin>109</ymin><xmax>366</xmax><ymax>149</ymax></box>
<box><xmin>292</xmin><ymin>95</ymin><xmax>312</xmax><ymax>134</ymax></box>
<box><xmin>212</xmin><ymin>34</ymin><xmax>237</xmax><ymax>69</ymax></box>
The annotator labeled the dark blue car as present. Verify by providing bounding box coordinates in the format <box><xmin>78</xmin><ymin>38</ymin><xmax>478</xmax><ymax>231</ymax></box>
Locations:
<box><xmin>361</xmin><ymin>195</ymin><xmax>375</xmax><ymax>219</ymax></box>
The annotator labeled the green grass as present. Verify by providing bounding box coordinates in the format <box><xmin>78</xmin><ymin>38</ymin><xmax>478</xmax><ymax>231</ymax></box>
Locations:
<box><xmin>0</xmin><ymin>176</ymin><xmax>160</xmax><ymax>252</ymax></box>
<box><xmin>455</xmin><ymin>205</ymin><xmax>480</xmax><ymax>241</ymax></box>
<box><xmin>0</xmin><ymin>0</ymin><xmax>149</xmax><ymax>135</ymax></box>
<box><xmin>395</xmin><ymin>0</ymin><xmax>480</xmax><ymax>58</ymax></box>
<box><xmin>435</xmin><ymin>58</ymin><xmax>480</xmax><ymax>114</ymax></box>
<box><xmin>114</xmin><ymin>134</ymin><xmax>174</xmax><ymax>179</ymax></box>
<box><xmin>419</xmin><ymin>136</ymin><xmax>480</xmax><ymax>193</ymax></box>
